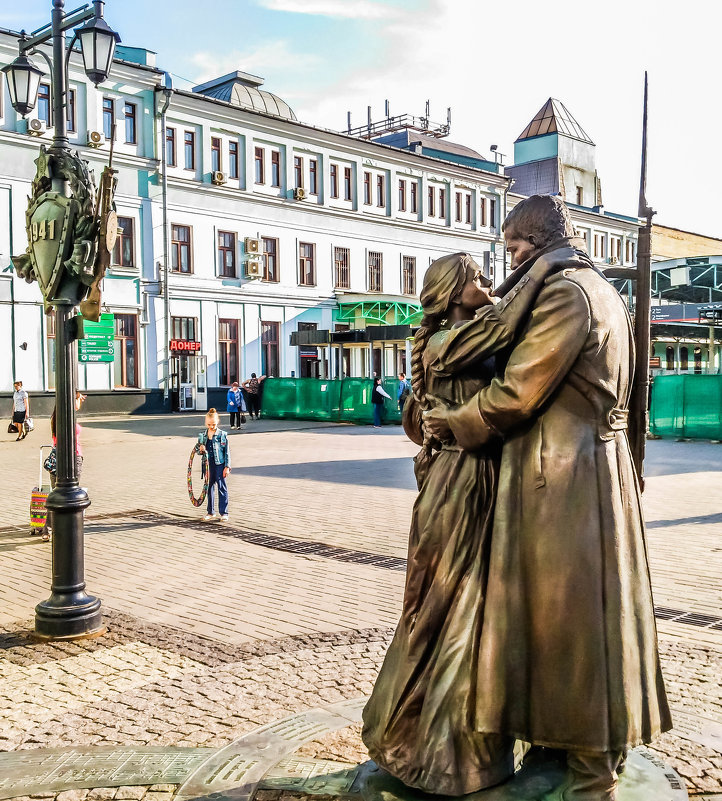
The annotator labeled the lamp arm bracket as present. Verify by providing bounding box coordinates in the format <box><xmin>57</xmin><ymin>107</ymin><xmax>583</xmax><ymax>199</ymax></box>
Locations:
<box><xmin>21</xmin><ymin>6</ymin><xmax>94</xmax><ymax>51</ymax></box>
<box><xmin>26</xmin><ymin>47</ymin><xmax>54</xmax><ymax>78</ymax></box>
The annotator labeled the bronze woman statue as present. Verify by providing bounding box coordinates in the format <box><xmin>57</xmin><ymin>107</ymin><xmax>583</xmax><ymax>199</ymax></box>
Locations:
<box><xmin>362</xmin><ymin>252</ymin><xmax>541</xmax><ymax>795</ymax></box>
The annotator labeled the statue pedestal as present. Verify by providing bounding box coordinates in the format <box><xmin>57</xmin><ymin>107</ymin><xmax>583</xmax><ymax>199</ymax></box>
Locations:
<box><xmin>358</xmin><ymin>749</ymin><xmax>687</xmax><ymax>801</ymax></box>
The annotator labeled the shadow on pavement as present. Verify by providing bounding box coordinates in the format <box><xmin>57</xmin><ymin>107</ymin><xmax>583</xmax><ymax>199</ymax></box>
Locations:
<box><xmin>647</xmin><ymin>512</ymin><xmax>722</xmax><ymax>529</ymax></box>
<box><xmin>235</xmin><ymin>457</ymin><xmax>417</xmax><ymax>490</ymax></box>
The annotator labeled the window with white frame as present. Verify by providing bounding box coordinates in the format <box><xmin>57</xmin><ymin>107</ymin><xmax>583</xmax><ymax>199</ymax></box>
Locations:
<box><xmin>593</xmin><ymin>232</ymin><xmax>606</xmax><ymax>260</ymax></box>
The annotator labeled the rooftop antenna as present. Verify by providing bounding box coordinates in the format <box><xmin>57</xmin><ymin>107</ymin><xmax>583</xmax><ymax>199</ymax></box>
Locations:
<box><xmin>425</xmin><ymin>99</ymin><xmax>430</xmax><ymax>120</ymax></box>
<box><xmin>367</xmin><ymin>105</ymin><xmax>372</xmax><ymax>135</ymax></box>
<box><xmin>447</xmin><ymin>107</ymin><xmax>451</xmax><ymax>128</ymax></box>
<box><xmin>346</xmin><ymin>111</ymin><xmax>351</xmax><ymax>132</ymax></box>
<box><xmin>385</xmin><ymin>99</ymin><xmax>390</xmax><ymax>118</ymax></box>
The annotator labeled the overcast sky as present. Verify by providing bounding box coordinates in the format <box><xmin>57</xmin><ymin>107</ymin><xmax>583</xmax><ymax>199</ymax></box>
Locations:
<box><xmin>9</xmin><ymin>0</ymin><xmax>720</xmax><ymax>238</ymax></box>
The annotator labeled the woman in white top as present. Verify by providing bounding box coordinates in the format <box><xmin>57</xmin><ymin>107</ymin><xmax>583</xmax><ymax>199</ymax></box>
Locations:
<box><xmin>11</xmin><ymin>380</ymin><xmax>29</xmax><ymax>441</ymax></box>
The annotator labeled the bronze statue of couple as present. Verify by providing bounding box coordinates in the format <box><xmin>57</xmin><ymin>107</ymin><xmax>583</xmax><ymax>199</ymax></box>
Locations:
<box><xmin>362</xmin><ymin>195</ymin><xmax>672</xmax><ymax>801</ymax></box>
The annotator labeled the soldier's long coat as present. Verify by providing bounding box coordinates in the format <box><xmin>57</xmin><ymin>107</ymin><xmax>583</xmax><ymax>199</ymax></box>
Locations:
<box><xmin>445</xmin><ymin>242</ymin><xmax>672</xmax><ymax>752</ymax></box>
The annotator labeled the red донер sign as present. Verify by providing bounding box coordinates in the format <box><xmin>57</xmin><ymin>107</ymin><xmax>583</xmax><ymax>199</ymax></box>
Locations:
<box><xmin>170</xmin><ymin>339</ymin><xmax>201</xmax><ymax>352</ymax></box>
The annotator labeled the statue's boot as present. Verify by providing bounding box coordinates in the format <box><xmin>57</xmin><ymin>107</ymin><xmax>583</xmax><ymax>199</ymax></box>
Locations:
<box><xmin>541</xmin><ymin>750</ymin><xmax>623</xmax><ymax>801</ymax></box>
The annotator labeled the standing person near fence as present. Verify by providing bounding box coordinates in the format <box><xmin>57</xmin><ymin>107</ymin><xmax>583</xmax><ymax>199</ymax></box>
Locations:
<box><xmin>371</xmin><ymin>376</ymin><xmax>392</xmax><ymax>428</ymax></box>
<box><xmin>11</xmin><ymin>380</ymin><xmax>29</xmax><ymax>441</ymax></box>
<box><xmin>242</xmin><ymin>373</ymin><xmax>265</xmax><ymax>420</ymax></box>
<box><xmin>226</xmin><ymin>381</ymin><xmax>246</xmax><ymax>430</ymax></box>
<box><xmin>196</xmin><ymin>408</ymin><xmax>231</xmax><ymax>522</ymax></box>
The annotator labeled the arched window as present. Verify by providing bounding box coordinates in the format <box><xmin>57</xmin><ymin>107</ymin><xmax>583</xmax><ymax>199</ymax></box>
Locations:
<box><xmin>665</xmin><ymin>346</ymin><xmax>674</xmax><ymax>371</ymax></box>
<box><xmin>694</xmin><ymin>347</ymin><xmax>703</xmax><ymax>374</ymax></box>
<box><xmin>680</xmin><ymin>346</ymin><xmax>689</xmax><ymax>371</ymax></box>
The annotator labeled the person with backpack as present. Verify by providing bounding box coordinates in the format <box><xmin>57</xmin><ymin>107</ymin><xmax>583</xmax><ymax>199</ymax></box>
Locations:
<box><xmin>397</xmin><ymin>372</ymin><xmax>411</xmax><ymax>418</ymax></box>
<box><xmin>242</xmin><ymin>373</ymin><xmax>265</xmax><ymax>420</ymax></box>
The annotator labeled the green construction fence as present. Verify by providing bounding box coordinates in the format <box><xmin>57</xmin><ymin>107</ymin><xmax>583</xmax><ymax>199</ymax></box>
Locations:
<box><xmin>261</xmin><ymin>377</ymin><xmax>403</xmax><ymax>425</ymax></box>
<box><xmin>650</xmin><ymin>374</ymin><xmax>722</xmax><ymax>440</ymax></box>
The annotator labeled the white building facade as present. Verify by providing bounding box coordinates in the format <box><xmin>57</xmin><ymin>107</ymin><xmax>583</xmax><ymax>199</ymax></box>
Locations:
<box><xmin>0</xmin><ymin>30</ymin><xmax>639</xmax><ymax>413</ymax></box>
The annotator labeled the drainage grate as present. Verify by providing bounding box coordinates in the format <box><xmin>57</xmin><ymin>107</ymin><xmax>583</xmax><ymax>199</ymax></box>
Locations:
<box><xmin>173</xmin><ymin>518</ymin><xmax>408</xmax><ymax>571</ymax></box>
<box><xmin>654</xmin><ymin>606</ymin><xmax>722</xmax><ymax>630</ymax></box>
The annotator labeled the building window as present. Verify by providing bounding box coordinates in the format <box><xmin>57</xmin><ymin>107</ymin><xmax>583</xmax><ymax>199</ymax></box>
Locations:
<box><xmin>171</xmin><ymin>224</ymin><xmax>192</xmax><ymax>273</ymax></box>
<box><xmin>165</xmin><ymin>127</ymin><xmax>176</xmax><ymax>167</ymax></box>
<box><xmin>376</xmin><ymin>174</ymin><xmax>385</xmax><ymax>207</ymax></box>
<box><xmin>271</xmin><ymin>150</ymin><xmax>281</xmax><ymax>187</ymax></box>
<box><xmin>229</xmin><ymin>141</ymin><xmax>239</xmax><ymax>179</ymax></box>
<box><xmin>665</xmin><ymin>346</ymin><xmax>674</xmax><ymax>371</ymax></box>
<box><xmin>438</xmin><ymin>188</ymin><xmax>446</xmax><ymax>218</ymax></box>
<box><xmin>489</xmin><ymin>198</ymin><xmax>497</xmax><ymax>229</ymax></box>
<box><xmin>334</xmin><ymin>246</ymin><xmax>350</xmax><ymax>289</ymax></box>
<box><xmin>680</xmin><ymin>346</ymin><xmax>689</xmax><ymax>371</ymax></box>
<box><xmin>593</xmin><ymin>232</ymin><xmax>606</xmax><ymax>260</ymax></box>
<box><xmin>66</xmin><ymin>88</ymin><xmax>76</xmax><ymax>132</ymax></box>
<box><xmin>211</xmin><ymin>137</ymin><xmax>221</xmax><ymax>172</ymax></box>
<box><xmin>330</xmin><ymin>164</ymin><xmax>339</xmax><ymax>198</ymax></box>
<box><xmin>255</xmin><ymin>146</ymin><xmax>265</xmax><ymax>183</ymax></box>
<box><xmin>455</xmin><ymin>192</ymin><xmax>462</xmax><ymax>222</ymax></box>
<box><xmin>218</xmin><ymin>231</ymin><xmax>237</xmax><ymax>277</ymax></box>
<box><xmin>399</xmin><ymin>179</ymin><xmax>407</xmax><ymax>212</ymax></box>
<box><xmin>576</xmin><ymin>186</ymin><xmax>584</xmax><ymax>205</ymax></box>
<box><xmin>410</xmin><ymin>181</ymin><xmax>418</xmax><ymax>213</ymax></box>
<box><xmin>113</xmin><ymin>314</ymin><xmax>138</xmax><ymax>388</ymax></box>
<box><xmin>363</xmin><ymin>171</ymin><xmax>371</xmax><ymax>205</ymax></box>
<box><xmin>262</xmin><ymin>237</ymin><xmax>279</xmax><ymax>282</ymax></box>
<box><xmin>465</xmin><ymin>194</ymin><xmax>472</xmax><ymax>224</ymax></box>
<box><xmin>124</xmin><ymin>102</ymin><xmax>136</xmax><ymax>144</ymax></box>
<box><xmin>171</xmin><ymin>316</ymin><xmax>197</xmax><ymax>341</ymax></box>
<box><xmin>368</xmin><ymin>251</ymin><xmax>383</xmax><ymax>292</ymax></box>
<box><xmin>480</xmin><ymin>198</ymin><xmax>487</xmax><ymax>226</ymax></box>
<box><xmin>112</xmin><ymin>216</ymin><xmax>134</xmax><ymax>267</ymax></box>
<box><xmin>37</xmin><ymin>83</ymin><xmax>51</xmax><ymax>125</ymax></box>
<box><xmin>294</xmin><ymin>156</ymin><xmax>303</xmax><ymax>188</ymax></box>
<box><xmin>261</xmin><ymin>321</ymin><xmax>280</xmax><ymax>377</ymax></box>
<box><xmin>427</xmin><ymin>186</ymin><xmax>435</xmax><ymax>216</ymax></box>
<box><xmin>309</xmin><ymin>158</ymin><xmax>318</xmax><ymax>194</ymax></box>
<box><xmin>610</xmin><ymin>236</ymin><xmax>622</xmax><ymax>262</ymax></box>
<box><xmin>184</xmin><ymin>130</ymin><xmax>195</xmax><ymax>170</ymax></box>
<box><xmin>626</xmin><ymin>239</ymin><xmax>636</xmax><ymax>264</ymax></box>
<box><xmin>402</xmin><ymin>255</ymin><xmax>416</xmax><ymax>295</ymax></box>
<box><xmin>344</xmin><ymin>167</ymin><xmax>352</xmax><ymax>200</ymax></box>
<box><xmin>102</xmin><ymin>96</ymin><xmax>114</xmax><ymax>139</ymax></box>
<box><xmin>218</xmin><ymin>319</ymin><xmax>239</xmax><ymax>386</ymax></box>
<box><xmin>299</xmin><ymin>242</ymin><xmax>316</xmax><ymax>286</ymax></box>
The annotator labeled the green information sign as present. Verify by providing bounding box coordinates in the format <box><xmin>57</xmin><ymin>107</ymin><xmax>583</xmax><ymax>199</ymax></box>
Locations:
<box><xmin>78</xmin><ymin>313</ymin><xmax>115</xmax><ymax>363</ymax></box>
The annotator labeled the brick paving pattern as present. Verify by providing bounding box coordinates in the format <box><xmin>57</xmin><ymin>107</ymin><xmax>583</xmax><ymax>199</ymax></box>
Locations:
<box><xmin>1</xmin><ymin>415</ymin><xmax>721</xmax><ymax>797</ymax></box>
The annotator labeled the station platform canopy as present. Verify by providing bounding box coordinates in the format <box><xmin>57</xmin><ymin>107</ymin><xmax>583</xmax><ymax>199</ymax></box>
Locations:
<box><xmin>336</xmin><ymin>296</ymin><xmax>422</xmax><ymax>328</ymax></box>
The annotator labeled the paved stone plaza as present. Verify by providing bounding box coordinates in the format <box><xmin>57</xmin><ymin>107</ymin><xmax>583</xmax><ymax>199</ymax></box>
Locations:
<box><xmin>1</xmin><ymin>415</ymin><xmax>721</xmax><ymax>799</ymax></box>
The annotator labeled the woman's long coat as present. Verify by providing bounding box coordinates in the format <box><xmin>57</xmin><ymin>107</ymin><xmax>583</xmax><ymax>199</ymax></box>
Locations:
<box><xmin>444</xmin><ymin>247</ymin><xmax>672</xmax><ymax>752</ymax></box>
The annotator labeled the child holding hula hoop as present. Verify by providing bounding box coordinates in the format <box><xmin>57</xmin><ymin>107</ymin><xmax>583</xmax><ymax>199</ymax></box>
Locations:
<box><xmin>196</xmin><ymin>408</ymin><xmax>231</xmax><ymax>522</ymax></box>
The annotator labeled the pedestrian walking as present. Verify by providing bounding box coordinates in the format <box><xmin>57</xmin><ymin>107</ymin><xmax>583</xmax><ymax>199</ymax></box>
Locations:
<box><xmin>196</xmin><ymin>408</ymin><xmax>231</xmax><ymax>522</ymax></box>
<box><xmin>226</xmin><ymin>381</ymin><xmax>246</xmax><ymax>430</ymax></box>
<box><xmin>242</xmin><ymin>373</ymin><xmax>265</xmax><ymax>420</ymax></box>
<box><xmin>11</xmin><ymin>380</ymin><xmax>29</xmax><ymax>441</ymax></box>
<box><xmin>397</xmin><ymin>372</ymin><xmax>411</xmax><ymax>417</ymax></box>
<box><xmin>371</xmin><ymin>376</ymin><xmax>392</xmax><ymax>428</ymax></box>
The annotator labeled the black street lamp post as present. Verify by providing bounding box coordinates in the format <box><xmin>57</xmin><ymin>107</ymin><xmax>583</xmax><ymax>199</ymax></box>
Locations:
<box><xmin>4</xmin><ymin>1</ymin><xmax>120</xmax><ymax>640</ymax></box>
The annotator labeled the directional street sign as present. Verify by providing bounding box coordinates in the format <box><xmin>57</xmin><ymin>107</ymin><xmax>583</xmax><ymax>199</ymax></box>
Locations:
<box><xmin>78</xmin><ymin>313</ymin><xmax>115</xmax><ymax>363</ymax></box>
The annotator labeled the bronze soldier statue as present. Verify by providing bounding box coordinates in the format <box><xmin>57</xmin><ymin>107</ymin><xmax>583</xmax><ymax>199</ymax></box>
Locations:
<box><xmin>422</xmin><ymin>194</ymin><xmax>672</xmax><ymax>801</ymax></box>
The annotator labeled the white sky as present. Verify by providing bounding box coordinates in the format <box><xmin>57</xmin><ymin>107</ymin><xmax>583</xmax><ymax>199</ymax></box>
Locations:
<box><xmin>12</xmin><ymin>0</ymin><xmax>720</xmax><ymax>238</ymax></box>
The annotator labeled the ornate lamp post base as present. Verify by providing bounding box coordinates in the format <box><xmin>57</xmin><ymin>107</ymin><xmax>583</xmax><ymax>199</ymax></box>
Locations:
<box><xmin>34</xmin><ymin>485</ymin><xmax>105</xmax><ymax>640</ymax></box>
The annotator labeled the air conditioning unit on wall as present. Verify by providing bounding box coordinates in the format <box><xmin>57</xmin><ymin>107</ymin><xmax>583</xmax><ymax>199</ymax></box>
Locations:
<box><xmin>87</xmin><ymin>130</ymin><xmax>103</xmax><ymax>147</ymax></box>
<box><xmin>245</xmin><ymin>237</ymin><xmax>262</xmax><ymax>254</ymax></box>
<box><xmin>211</xmin><ymin>171</ymin><xmax>227</xmax><ymax>186</ymax></box>
<box><xmin>293</xmin><ymin>186</ymin><xmax>306</xmax><ymax>200</ymax></box>
<box><xmin>28</xmin><ymin>118</ymin><xmax>47</xmax><ymax>137</ymax></box>
<box><xmin>245</xmin><ymin>258</ymin><xmax>263</xmax><ymax>278</ymax></box>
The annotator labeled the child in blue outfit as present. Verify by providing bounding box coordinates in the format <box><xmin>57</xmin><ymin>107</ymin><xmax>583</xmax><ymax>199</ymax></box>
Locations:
<box><xmin>196</xmin><ymin>408</ymin><xmax>231</xmax><ymax>521</ymax></box>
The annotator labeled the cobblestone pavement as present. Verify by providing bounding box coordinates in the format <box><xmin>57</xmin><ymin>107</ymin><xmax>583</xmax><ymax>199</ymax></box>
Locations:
<box><xmin>1</xmin><ymin>415</ymin><xmax>721</xmax><ymax>798</ymax></box>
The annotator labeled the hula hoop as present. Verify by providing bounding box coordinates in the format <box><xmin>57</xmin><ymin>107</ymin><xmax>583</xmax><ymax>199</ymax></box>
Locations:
<box><xmin>187</xmin><ymin>447</ymin><xmax>209</xmax><ymax>507</ymax></box>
